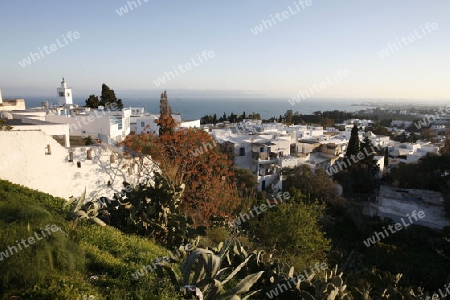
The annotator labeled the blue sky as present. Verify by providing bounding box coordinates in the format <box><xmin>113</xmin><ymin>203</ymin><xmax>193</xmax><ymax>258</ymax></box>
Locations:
<box><xmin>0</xmin><ymin>0</ymin><xmax>449</xmax><ymax>100</ymax></box>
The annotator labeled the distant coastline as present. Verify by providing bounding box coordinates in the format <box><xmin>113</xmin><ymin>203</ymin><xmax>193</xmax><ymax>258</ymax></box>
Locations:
<box><xmin>18</xmin><ymin>97</ymin><xmax>368</xmax><ymax>121</ymax></box>
<box><xmin>13</xmin><ymin>97</ymin><xmax>448</xmax><ymax>121</ymax></box>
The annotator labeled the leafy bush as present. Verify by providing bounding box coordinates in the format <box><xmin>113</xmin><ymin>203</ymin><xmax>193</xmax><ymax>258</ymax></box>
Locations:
<box><xmin>249</xmin><ymin>190</ymin><xmax>330</xmax><ymax>270</ymax></box>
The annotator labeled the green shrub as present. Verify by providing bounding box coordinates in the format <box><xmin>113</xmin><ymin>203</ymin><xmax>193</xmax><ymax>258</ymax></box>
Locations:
<box><xmin>0</xmin><ymin>182</ymin><xmax>85</xmax><ymax>295</ymax></box>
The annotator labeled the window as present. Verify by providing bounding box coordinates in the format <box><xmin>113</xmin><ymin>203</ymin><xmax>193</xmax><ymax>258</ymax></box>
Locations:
<box><xmin>141</xmin><ymin>122</ymin><xmax>145</xmax><ymax>127</ymax></box>
<box><xmin>239</xmin><ymin>147</ymin><xmax>245</xmax><ymax>156</ymax></box>
<box><xmin>59</xmin><ymin>92</ymin><xmax>64</xmax><ymax>97</ymax></box>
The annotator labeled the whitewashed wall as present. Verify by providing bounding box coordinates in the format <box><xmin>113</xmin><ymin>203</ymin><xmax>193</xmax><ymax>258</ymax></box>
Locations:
<box><xmin>0</xmin><ymin>131</ymin><xmax>156</xmax><ymax>200</ymax></box>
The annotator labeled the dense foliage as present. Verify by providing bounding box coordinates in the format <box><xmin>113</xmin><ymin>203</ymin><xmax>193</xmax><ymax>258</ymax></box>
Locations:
<box><xmin>66</xmin><ymin>172</ymin><xmax>208</xmax><ymax>247</ymax></box>
<box><xmin>1</xmin><ymin>166</ymin><xmax>449</xmax><ymax>299</ymax></box>
<box><xmin>0</xmin><ymin>118</ymin><xmax>13</xmax><ymax>130</ymax></box>
<box><xmin>85</xmin><ymin>83</ymin><xmax>124</xmax><ymax>109</ymax></box>
<box><xmin>123</xmin><ymin>116</ymin><xmax>240</xmax><ymax>225</ymax></box>
<box><xmin>0</xmin><ymin>179</ymin><xmax>177</xmax><ymax>299</ymax></box>
<box><xmin>249</xmin><ymin>193</ymin><xmax>330</xmax><ymax>268</ymax></box>
<box><xmin>282</xmin><ymin>165</ymin><xmax>340</xmax><ymax>204</ymax></box>
<box><xmin>200</xmin><ymin>111</ymin><xmax>260</xmax><ymax>124</ymax></box>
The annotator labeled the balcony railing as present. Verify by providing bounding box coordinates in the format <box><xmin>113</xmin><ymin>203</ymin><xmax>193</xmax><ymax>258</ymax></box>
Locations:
<box><xmin>252</xmin><ymin>151</ymin><xmax>279</xmax><ymax>161</ymax></box>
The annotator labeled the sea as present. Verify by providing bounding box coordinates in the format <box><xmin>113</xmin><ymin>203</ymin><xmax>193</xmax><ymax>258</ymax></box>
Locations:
<box><xmin>22</xmin><ymin>97</ymin><xmax>374</xmax><ymax>121</ymax></box>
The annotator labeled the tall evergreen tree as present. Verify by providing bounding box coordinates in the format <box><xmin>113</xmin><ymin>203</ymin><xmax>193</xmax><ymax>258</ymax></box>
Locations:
<box><xmin>384</xmin><ymin>146</ymin><xmax>389</xmax><ymax>167</ymax></box>
<box><xmin>360</xmin><ymin>136</ymin><xmax>379</xmax><ymax>175</ymax></box>
<box><xmin>85</xmin><ymin>84</ymin><xmax>123</xmax><ymax>109</ymax></box>
<box><xmin>346</xmin><ymin>124</ymin><xmax>360</xmax><ymax>158</ymax></box>
<box><xmin>100</xmin><ymin>83</ymin><xmax>123</xmax><ymax>109</ymax></box>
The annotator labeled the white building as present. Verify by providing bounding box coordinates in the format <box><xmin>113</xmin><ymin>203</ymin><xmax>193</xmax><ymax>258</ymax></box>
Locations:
<box><xmin>386</xmin><ymin>141</ymin><xmax>440</xmax><ymax>165</ymax></box>
<box><xmin>290</xmin><ymin>125</ymin><xmax>324</xmax><ymax>139</ymax></box>
<box><xmin>0</xmin><ymin>89</ymin><xmax>26</xmax><ymax>111</ymax></box>
<box><xmin>46</xmin><ymin>107</ymin><xmax>131</xmax><ymax>142</ymax></box>
<box><xmin>211</xmin><ymin>120</ymin><xmax>332</xmax><ymax>191</ymax></box>
<box><xmin>391</xmin><ymin>120</ymin><xmax>413</xmax><ymax>128</ymax></box>
<box><xmin>211</xmin><ymin>126</ymin><xmax>285</xmax><ymax>192</ymax></box>
<box><xmin>180</xmin><ymin>119</ymin><xmax>201</xmax><ymax>129</ymax></box>
<box><xmin>130</xmin><ymin>113</ymin><xmax>182</xmax><ymax>135</ymax></box>
<box><xmin>10</xmin><ymin>79</ymin><xmax>131</xmax><ymax>143</ymax></box>
<box><xmin>365</xmin><ymin>131</ymin><xmax>390</xmax><ymax>148</ymax></box>
<box><xmin>129</xmin><ymin>108</ymin><xmax>200</xmax><ymax>135</ymax></box>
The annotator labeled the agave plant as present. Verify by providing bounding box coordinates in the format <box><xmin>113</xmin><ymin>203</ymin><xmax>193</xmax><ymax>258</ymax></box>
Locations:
<box><xmin>65</xmin><ymin>188</ymin><xmax>108</xmax><ymax>226</ymax></box>
<box><xmin>155</xmin><ymin>239</ymin><xmax>264</xmax><ymax>299</ymax></box>
<box><xmin>154</xmin><ymin>238</ymin><xmax>436</xmax><ymax>300</ymax></box>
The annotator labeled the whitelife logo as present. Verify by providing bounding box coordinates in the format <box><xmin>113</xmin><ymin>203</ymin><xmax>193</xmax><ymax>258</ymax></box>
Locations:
<box><xmin>229</xmin><ymin>192</ymin><xmax>290</xmax><ymax>228</ymax></box>
<box><xmin>250</xmin><ymin>0</ymin><xmax>313</xmax><ymax>35</ymax></box>
<box><xmin>191</xmin><ymin>139</ymin><xmax>217</xmax><ymax>157</ymax></box>
<box><xmin>0</xmin><ymin>224</ymin><xmax>62</xmax><ymax>261</ymax></box>
<box><xmin>131</xmin><ymin>243</ymin><xmax>193</xmax><ymax>280</ymax></box>
<box><xmin>414</xmin><ymin>104</ymin><xmax>450</xmax><ymax>130</ymax></box>
<box><xmin>153</xmin><ymin>50</ymin><xmax>215</xmax><ymax>87</ymax></box>
<box><xmin>288</xmin><ymin>69</ymin><xmax>350</xmax><ymax>106</ymax></box>
<box><xmin>266</xmin><ymin>262</ymin><xmax>328</xmax><ymax>298</ymax></box>
<box><xmin>427</xmin><ymin>283</ymin><xmax>450</xmax><ymax>299</ymax></box>
<box><xmin>376</xmin><ymin>22</ymin><xmax>439</xmax><ymax>58</ymax></box>
<box><xmin>363</xmin><ymin>211</ymin><xmax>425</xmax><ymax>247</ymax></box>
<box><xmin>115</xmin><ymin>0</ymin><xmax>149</xmax><ymax>16</ymax></box>
<box><xmin>326</xmin><ymin>144</ymin><xmax>381</xmax><ymax>176</ymax></box>
<box><xmin>0</xmin><ymin>153</ymin><xmax>21</xmax><ymax>172</ymax></box>
<box><xmin>18</xmin><ymin>31</ymin><xmax>81</xmax><ymax>68</ymax></box>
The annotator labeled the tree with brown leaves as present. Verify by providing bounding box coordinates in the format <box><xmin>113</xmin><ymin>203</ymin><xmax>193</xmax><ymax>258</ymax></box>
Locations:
<box><xmin>123</xmin><ymin>95</ymin><xmax>240</xmax><ymax>225</ymax></box>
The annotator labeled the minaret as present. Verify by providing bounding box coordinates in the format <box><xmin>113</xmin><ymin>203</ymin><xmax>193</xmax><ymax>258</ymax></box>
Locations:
<box><xmin>56</xmin><ymin>78</ymin><xmax>73</xmax><ymax>106</ymax></box>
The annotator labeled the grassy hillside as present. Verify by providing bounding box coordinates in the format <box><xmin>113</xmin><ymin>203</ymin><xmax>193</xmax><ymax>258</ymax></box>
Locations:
<box><xmin>0</xmin><ymin>179</ymin><xmax>178</xmax><ymax>300</ymax></box>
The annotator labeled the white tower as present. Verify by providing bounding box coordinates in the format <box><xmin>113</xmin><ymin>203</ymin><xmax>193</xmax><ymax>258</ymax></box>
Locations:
<box><xmin>0</xmin><ymin>89</ymin><xmax>3</xmax><ymax>104</ymax></box>
<box><xmin>56</xmin><ymin>78</ymin><xmax>73</xmax><ymax>106</ymax></box>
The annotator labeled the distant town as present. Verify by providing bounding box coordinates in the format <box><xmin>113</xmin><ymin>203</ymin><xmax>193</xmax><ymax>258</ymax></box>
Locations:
<box><xmin>1</xmin><ymin>79</ymin><xmax>450</xmax><ymax>299</ymax></box>
<box><xmin>1</xmin><ymin>79</ymin><xmax>449</xmax><ymax>228</ymax></box>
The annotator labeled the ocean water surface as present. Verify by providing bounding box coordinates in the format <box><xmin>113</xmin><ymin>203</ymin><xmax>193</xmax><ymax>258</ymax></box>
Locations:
<box><xmin>22</xmin><ymin>97</ymin><xmax>367</xmax><ymax>121</ymax></box>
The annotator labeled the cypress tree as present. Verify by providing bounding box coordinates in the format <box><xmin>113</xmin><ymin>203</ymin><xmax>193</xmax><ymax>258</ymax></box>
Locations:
<box><xmin>384</xmin><ymin>147</ymin><xmax>389</xmax><ymax>167</ymax></box>
<box><xmin>345</xmin><ymin>124</ymin><xmax>360</xmax><ymax>159</ymax></box>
